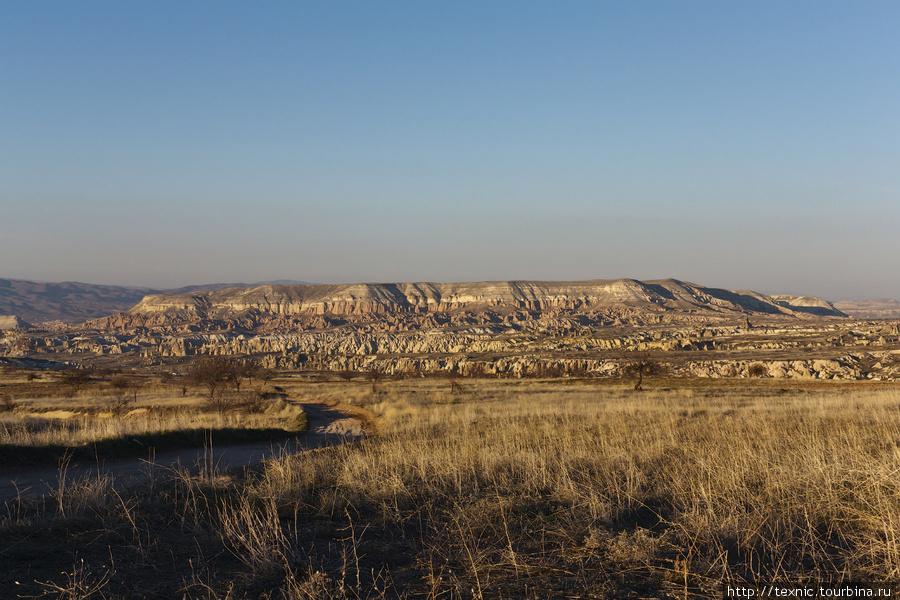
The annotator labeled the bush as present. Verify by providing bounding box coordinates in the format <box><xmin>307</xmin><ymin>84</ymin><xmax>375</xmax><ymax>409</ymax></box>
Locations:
<box><xmin>748</xmin><ymin>363</ymin><xmax>768</xmax><ymax>378</ymax></box>
<box><xmin>1</xmin><ymin>392</ymin><xmax>16</xmax><ymax>412</ymax></box>
<box><xmin>240</xmin><ymin>390</ymin><xmax>269</xmax><ymax>414</ymax></box>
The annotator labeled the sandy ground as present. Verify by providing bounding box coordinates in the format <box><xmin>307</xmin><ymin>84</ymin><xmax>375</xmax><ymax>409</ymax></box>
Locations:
<box><xmin>0</xmin><ymin>402</ymin><xmax>365</xmax><ymax>502</ymax></box>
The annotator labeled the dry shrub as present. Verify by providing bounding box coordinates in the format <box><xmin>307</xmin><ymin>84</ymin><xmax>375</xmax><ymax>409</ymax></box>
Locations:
<box><xmin>748</xmin><ymin>363</ymin><xmax>768</xmax><ymax>377</ymax></box>
<box><xmin>605</xmin><ymin>528</ymin><xmax>667</xmax><ymax>568</ymax></box>
<box><xmin>35</xmin><ymin>558</ymin><xmax>111</xmax><ymax>600</ymax></box>
<box><xmin>279</xmin><ymin>570</ymin><xmax>350</xmax><ymax>600</ymax></box>
<box><xmin>1</xmin><ymin>392</ymin><xmax>15</xmax><ymax>412</ymax></box>
<box><xmin>218</xmin><ymin>495</ymin><xmax>297</xmax><ymax>576</ymax></box>
<box><xmin>55</xmin><ymin>456</ymin><xmax>115</xmax><ymax>519</ymax></box>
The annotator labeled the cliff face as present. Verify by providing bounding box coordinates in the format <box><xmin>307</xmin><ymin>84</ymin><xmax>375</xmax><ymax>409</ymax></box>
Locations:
<box><xmin>83</xmin><ymin>279</ymin><xmax>846</xmax><ymax>333</ymax></box>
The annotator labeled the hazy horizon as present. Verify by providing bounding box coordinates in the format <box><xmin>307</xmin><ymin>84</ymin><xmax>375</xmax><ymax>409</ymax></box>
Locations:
<box><xmin>3</xmin><ymin>2</ymin><xmax>898</xmax><ymax>302</ymax></box>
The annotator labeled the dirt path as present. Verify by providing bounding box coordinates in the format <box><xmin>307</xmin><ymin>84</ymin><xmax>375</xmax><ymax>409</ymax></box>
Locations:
<box><xmin>0</xmin><ymin>402</ymin><xmax>365</xmax><ymax>503</ymax></box>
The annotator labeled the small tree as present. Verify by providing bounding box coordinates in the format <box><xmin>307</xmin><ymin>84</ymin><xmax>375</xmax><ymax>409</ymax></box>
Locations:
<box><xmin>748</xmin><ymin>363</ymin><xmax>768</xmax><ymax>378</ymax></box>
<box><xmin>540</xmin><ymin>363</ymin><xmax>564</xmax><ymax>379</ymax></box>
<box><xmin>240</xmin><ymin>359</ymin><xmax>263</xmax><ymax>388</ymax></box>
<box><xmin>622</xmin><ymin>354</ymin><xmax>666</xmax><ymax>391</ymax></box>
<box><xmin>565</xmin><ymin>363</ymin><xmax>588</xmax><ymax>378</ymax></box>
<box><xmin>448</xmin><ymin>376</ymin><xmax>463</xmax><ymax>395</ymax></box>
<box><xmin>110</xmin><ymin>375</ymin><xmax>139</xmax><ymax>411</ymax></box>
<box><xmin>261</xmin><ymin>367</ymin><xmax>275</xmax><ymax>384</ymax></box>
<box><xmin>366</xmin><ymin>367</ymin><xmax>384</xmax><ymax>393</ymax></box>
<box><xmin>59</xmin><ymin>369</ymin><xmax>92</xmax><ymax>397</ymax></box>
<box><xmin>188</xmin><ymin>357</ymin><xmax>242</xmax><ymax>412</ymax></box>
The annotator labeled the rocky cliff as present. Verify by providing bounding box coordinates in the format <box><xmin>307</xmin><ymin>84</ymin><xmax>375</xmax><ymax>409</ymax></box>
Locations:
<box><xmin>83</xmin><ymin>279</ymin><xmax>846</xmax><ymax>333</ymax></box>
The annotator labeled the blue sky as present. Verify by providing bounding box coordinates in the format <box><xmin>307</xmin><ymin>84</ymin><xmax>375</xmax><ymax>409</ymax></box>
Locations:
<box><xmin>2</xmin><ymin>1</ymin><xmax>898</xmax><ymax>300</ymax></box>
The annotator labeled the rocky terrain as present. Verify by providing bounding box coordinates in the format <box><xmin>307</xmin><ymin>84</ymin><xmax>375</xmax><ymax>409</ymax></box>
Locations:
<box><xmin>2</xmin><ymin>278</ymin><xmax>899</xmax><ymax>382</ymax></box>
<box><xmin>82</xmin><ymin>278</ymin><xmax>847</xmax><ymax>333</ymax></box>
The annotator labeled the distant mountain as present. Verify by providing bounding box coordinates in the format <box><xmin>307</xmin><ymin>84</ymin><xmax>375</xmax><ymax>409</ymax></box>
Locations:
<box><xmin>0</xmin><ymin>279</ymin><xmax>155</xmax><ymax>324</ymax></box>
<box><xmin>0</xmin><ymin>277</ymin><xmax>858</xmax><ymax>327</ymax></box>
<box><xmin>833</xmin><ymin>299</ymin><xmax>900</xmax><ymax>319</ymax></box>
<box><xmin>0</xmin><ymin>278</ymin><xmax>310</xmax><ymax>323</ymax></box>
<box><xmin>82</xmin><ymin>278</ymin><xmax>848</xmax><ymax>334</ymax></box>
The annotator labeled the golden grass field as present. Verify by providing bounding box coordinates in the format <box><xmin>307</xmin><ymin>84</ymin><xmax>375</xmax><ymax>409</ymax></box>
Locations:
<box><xmin>0</xmin><ymin>373</ymin><xmax>307</xmax><ymax>453</ymax></box>
<box><xmin>2</xmin><ymin>374</ymin><xmax>900</xmax><ymax>599</ymax></box>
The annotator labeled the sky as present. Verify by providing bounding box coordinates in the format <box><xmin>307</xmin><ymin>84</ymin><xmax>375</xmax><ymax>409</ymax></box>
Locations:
<box><xmin>1</xmin><ymin>1</ymin><xmax>898</xmax><ymax>301</ymax></box>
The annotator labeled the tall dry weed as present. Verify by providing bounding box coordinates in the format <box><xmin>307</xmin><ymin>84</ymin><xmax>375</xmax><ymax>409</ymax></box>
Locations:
<box><xmin>5</xmin><ymin>381</ymin><xmax>900</xmax><ymax>598</ymax></box>
<box><xmin>258</xmin><ymin>384</ymin><xmax>900</xmax><ymax>589</ymax></box>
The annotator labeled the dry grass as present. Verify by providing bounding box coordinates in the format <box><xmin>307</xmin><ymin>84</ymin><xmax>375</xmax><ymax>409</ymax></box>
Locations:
<box><xmin>3</xmin><ymin>379</ymin><xmax>900</xmax><ymax>598</ymax></box>
<box><xmin>0</xmin><ymin>404</ymin><xmax>305</xmax><ymax>448</ymax></box>
<box><xmin>0</xmin><ymin>376</ymin><xmax>307</xmax><ymax>465</ymax></box>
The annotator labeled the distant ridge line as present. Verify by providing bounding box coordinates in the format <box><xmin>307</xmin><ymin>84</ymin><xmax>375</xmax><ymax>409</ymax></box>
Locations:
<box><xmin>66</xmin><ymin>278</ymin><xmax>848</xmax><ymax>334</ymax></box>
<box><xmin>0</xmin><ymin>277</ymin><xmax>863</xmax><ymax>326</ymax></box>
<box><xmin>0</xmin><ymin>278</ymin><xmax>310</xmax><ymax>323</ymax></box>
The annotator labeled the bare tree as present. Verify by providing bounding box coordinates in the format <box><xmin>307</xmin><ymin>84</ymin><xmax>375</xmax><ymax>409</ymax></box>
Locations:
<box><xmin>366</xmin><ymin>367</ymin><xmax>384</xmax><ymax>393</ymax></box>
<box><xmin>408</xmin><ymin>363</ymin><xmax>424</xmax><ymax>379</ymax></box>
<box><xmin>622</xmin><ymin>354</ymin><xmax>666</xmax><ymax>391</ymax></box>
<box><xmin>110</xmin><ymin>375</ymin><xmax>140</xmax><ymax>411</ymax></box>
<box><xmin>59</xmin><ymin>369</ymin><xmax>93</xmax><ymax>397</ymax></box>
<box><xmin>258</xmin><ymin>366</ymin><xmax>276</xmax><ymax>384</ymax></box>
<box><xmin>188</xmin><ymin>357</ymin><xmax>242</xmax><ymax>412</ymax></box>
<box><xmin>238</xmin><ymin>359</ymin><xmax>261</xmax><ymax>388</ymax></box>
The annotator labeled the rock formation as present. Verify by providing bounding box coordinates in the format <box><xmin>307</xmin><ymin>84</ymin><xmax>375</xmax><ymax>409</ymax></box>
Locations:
<box><xmin>9</xmin><ymin>278</ymin><xmax>896</xmax><ymax>382</ymax></box>
<box><xmin>82</xmin><ymin>278</ymin><xmax>846</xmax><ymax>334</ymax></box>
<box><xmin>0</xmin><ymin>315</ymin><xmax>31</xmax><ymax>330</ymax></box>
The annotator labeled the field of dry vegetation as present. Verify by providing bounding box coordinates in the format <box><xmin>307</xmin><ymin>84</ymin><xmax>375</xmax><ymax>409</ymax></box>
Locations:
<box><xmin>3</xmin><ymin>376</ymin><xmax>900</xmax><ymax>599</ymax></box>
<box><xmin>0</xmin><ymin>368</ymin><xmax>308</xmax><ymax>465</ymax></box>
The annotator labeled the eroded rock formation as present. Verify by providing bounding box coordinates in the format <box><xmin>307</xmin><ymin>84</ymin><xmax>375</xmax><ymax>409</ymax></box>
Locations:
<box><xmin>7</xmin><ymin>278</ymin><xmax>898</xmax><ymax>381</ymax></box>
<box><xmin>82</xmin><ymin>279</ymin><xmax>846</xmax><ymax>334</ymax></box>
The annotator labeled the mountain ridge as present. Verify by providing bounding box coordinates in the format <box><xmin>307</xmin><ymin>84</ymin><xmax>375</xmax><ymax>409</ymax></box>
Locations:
<box><xmin>833</xmin><ymin>299</ymin><xmax>900</xmax><ymax>319</ymax></box>
<box><xmin>79</xmin><ymin>278</ymin><xmax>848</xmax><ymax>334</ymax></box>
<box><xmin>0</xmin><ymin>278</ymin><xmax>309</xmax><ymax>323</ymax></box>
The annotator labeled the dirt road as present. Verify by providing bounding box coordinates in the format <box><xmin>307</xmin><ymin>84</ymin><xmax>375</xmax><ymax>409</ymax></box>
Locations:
<box><xmin>0</xmin><ymin>403</ymin><xmax>365</xmax><ymax>502</ymax></box>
